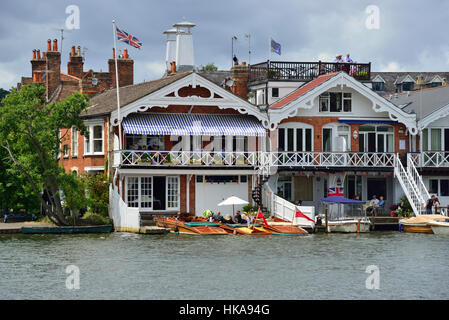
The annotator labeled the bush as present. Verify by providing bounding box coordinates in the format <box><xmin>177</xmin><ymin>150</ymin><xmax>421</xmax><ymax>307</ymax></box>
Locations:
<box><xmin>81</xmin><ymin>212</ymin><xmax>112</xmax><ymax>225</ymax></box>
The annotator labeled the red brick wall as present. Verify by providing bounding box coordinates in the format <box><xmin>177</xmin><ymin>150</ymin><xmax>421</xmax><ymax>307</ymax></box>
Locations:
<box><xmin>180</xmin><ymin>175</ymin><xmax>187</xmax><ymax>213</ymax></box>
<box><xmin>189</xmin><ymin>175</ymin><xmax>195</xmax><ymax>214</ymax></box>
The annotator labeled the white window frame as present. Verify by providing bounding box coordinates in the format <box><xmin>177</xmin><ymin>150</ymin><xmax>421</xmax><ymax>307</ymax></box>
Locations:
<box><xmin>359</xmin><ymin>125</ymin><xmax>394</xmax><ymax>153</ymax></box>
<box><xmin>421</xmin><ymin>127</ymin><xmax>445</xmax><ymax>152</ymax></box>
<box><xmin>319</xmin><ymin>92</ymin><xmax>352</xmax><ymax>113</ymax></box>
<box><xmin>71</xmin><ymin>127</ymin><xmax>78</xmax><ymax>157</ymax></box>
<box><xmin>322</xmin><ymin>123</ymin><xmax>351</xmax><ymax>152</ymax></box>
<box><xmin>278</xmin><ymin>123</ymin><xmax>314</xmax><ymax>152</ymax></box>
<box><xmin>84</xmin><ymin>121</ymin><xmax>104</xmax><ymax>156</ymax></box>
<box><xmin>125</xmin><ymin>176</ymin><xmax>180</xmax><ymax>211</ymax></box>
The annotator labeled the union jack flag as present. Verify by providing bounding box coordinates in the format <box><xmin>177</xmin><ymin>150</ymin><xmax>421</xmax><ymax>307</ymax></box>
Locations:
<box><xmin>328</xmin><ymin>187</ymin><xmax>344</xmax><ymax>197</ymax></box>
<box><xmin>116</xmin><ymin>26</ymin><xmax>143</xmax><ymax>49</ymax></box>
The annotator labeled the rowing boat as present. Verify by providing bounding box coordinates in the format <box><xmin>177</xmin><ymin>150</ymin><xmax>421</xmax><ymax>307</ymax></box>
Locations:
<box><xmin>21</xmin><ymin>225</ymin><xmax>112</xmax><ymax>234</ymax></box>
<box><xmin>400</xmin><ymin>215</ymin><xmax>448</xmax><ymax>234</ymax></box>
<box><xmin>154</xmin><ymin>217</ymin><xmax>228</xmax><ymax>235</ymax></box>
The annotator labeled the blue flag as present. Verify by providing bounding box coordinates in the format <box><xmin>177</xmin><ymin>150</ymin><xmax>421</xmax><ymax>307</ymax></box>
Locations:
<box><xmin>271</xmin><ymin>38</ymin><xmax>281</xmax><ymax>55</ymax></box>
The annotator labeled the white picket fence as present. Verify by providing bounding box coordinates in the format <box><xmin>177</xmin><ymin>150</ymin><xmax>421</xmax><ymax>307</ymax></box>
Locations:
<box><xmin>109</xmin><ymin>186</ymin><xmax>141</xmax><ymax>232</ymax></box>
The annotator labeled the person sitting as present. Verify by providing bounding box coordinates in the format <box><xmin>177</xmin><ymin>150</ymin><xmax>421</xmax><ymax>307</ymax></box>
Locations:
<box><xmin>377</xmin><ymin>196</ymin><xmax>385</xmax><ymax>215</ymax></box>
<box><xmin>213</xmin><ymin>211</ymin><xmax>223</xmax><ymax>222</ymax></box>
<box><xmin>367</xmin><ymin>195</ymin><xmax>379</xmax><ymax>215</ymax></box>
<box><xmin>241</xmin><ymin>213</ymin><xmax>249</xmax><ymax>225</ymax></box>
<box><xmin>234</xmin><ymin>211</ymin><xmax>243</xmax><ymax>224</ymax></box>
<box><xmin>222</xmin><ymin>214</ymin><xmax>234</xmax><ymax>224</ymax></box>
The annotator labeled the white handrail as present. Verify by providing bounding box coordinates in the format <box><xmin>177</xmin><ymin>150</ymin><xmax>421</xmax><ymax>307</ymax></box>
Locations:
<box><xmin>394</xmin><ymin>154</ymin><xmax>423</xmax><ymax>216</ymax></box>
<box><xmin>407</xmin><ymin>154</ymin><xmax>431</xmax><ymax>203</ymax></box>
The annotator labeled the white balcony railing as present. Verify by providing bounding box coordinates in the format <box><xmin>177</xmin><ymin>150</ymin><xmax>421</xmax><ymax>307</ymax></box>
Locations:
<box><xmin>116</xmin><ymin>150</ymin><xmax>260</xmax><ymax>167</ymax></box>
<box><xmin>262</xmin><ymin>152</ymin><xmax>395</xmax><ymax>168</ymax></box>
<box><xmin>409</xmin><ymin>152</ymin><xmax>449</xmax><ymax>167</ymax></box>
<box><xmin>115</xmin><ymin>150</ymin><xmax>397</xmax><ymax>168</ymax></box>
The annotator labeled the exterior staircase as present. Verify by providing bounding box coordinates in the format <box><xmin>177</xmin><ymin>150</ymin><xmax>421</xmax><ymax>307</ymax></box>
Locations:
<box><xmin>394</xmin><ymin>153</ymin><xmax>430</xmax><ymax>216</ymax></box>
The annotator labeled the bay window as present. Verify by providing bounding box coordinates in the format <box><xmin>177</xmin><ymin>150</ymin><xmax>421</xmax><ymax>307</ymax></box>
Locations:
<box><xmin>278</xmin><ymin>125</ymin><xmax>313</xmax><ymax>151</ymax></box>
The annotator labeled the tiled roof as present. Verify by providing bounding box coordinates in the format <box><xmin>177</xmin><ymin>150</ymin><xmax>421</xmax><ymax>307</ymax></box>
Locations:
<box><xmin>269</xmin><ymin>72</ymin><xmax>338</xmax><ymax>109</ymax></box>
<box><xmin>83</xmin><ymin>71</ymin><xmax>192</xmax><ymax>116</ymax></box>
<box><xmin>371</xmin><ymin>72</ymin><xmax>449</xmax><ymax>95</ymax></box>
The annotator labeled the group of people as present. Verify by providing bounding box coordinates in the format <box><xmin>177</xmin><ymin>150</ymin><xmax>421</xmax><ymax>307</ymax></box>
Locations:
<box><xmin>366</xmin><ymin>194</ymin><xmax>385</xmax><ymax>215</ymax></box>
<box><xmin>425</xmin><ymin>195</ymin><xmax>442</xmax><ymax>215</ymax></box>
<box><xmin>333</xmin><ymin>53</ymin><xmax>355</xmax><ymax>63</ymax></box>
<box><xmin>207</xmin><ymin>210</ymin><xmax>252</xmax><ymax>225</ymax></box>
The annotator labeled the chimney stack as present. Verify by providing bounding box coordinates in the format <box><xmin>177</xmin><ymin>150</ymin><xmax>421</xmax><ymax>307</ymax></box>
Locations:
<box><xmin>36</xmin><ymin>50</ymin><xmax>41</xmax><ymax>60</ymax></box>
<box><xmin>31</xmin><ymin>46</ymin><xmax>46</xmax><ymax>83</ymax></box>
<box><xmin>108</xmin><ymin>49</ymin><xmax>133</xmax><ymax>88</ymax></box>
<box><xmin>230</xmin><ymin>62</ymin><xmax>249</xmax><ymax>100</ymax></box>
<box><xmin>416</xmin><ymin>75</ymin><xmax>425</xmax><ymax>90</ymax></box>
<box><xmin>46</xmin><ymin>39</ymin><xmax>61</xmax><ymax>99</ymax></box>
<box><xmin>67</xmin><ymin>44</ymin><xmax>84</xmax><ymax>79</ymax></box>
<box><xmin>173</xmin><ymin>20</ymin><xmax>196</xmax><ymax>72</ymax></box>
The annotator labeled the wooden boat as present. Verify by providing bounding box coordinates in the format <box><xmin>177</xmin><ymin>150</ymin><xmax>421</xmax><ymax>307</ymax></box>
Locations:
<box><xmin>154</xmin><ymin>217</ymin><xmax>228</xmax><ymax>235</ymax></box>
<box><xmin>224</xmin><ymin>224</ymin><xmax>274</xmax><ymax>235</ymax></box>
<box><xmin>262</xmin><ymin>221</ymin><xmax>309</xmax><ymax>236</ymax></box>
<box><xmin>427</xmin><ymin>219</ymin><xmax>449</xmax><ymax>235</ymax></box>
<box><xmin>271</xmin><ymin>217</ymin><xmax>314</xmax><ymax>233</ymax></box>
<box><xmin>400</xmin><ymin>215</ymin><xmax>448</xmax><ymax>234</ymax></box>
<box><xmin>326</xmin><ymin>219</ymin><xmax>371</xmax><ymax>233</ymax></box>
<box><xmin>21</xmin><ymin>225</ymin><xmax>112</xmax><ymax>234</ymax></box>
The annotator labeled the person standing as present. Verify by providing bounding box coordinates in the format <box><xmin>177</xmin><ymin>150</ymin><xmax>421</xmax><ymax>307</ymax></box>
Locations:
<box><xmin>345</xmin><ymin>53</ymin><xmax>354</xmax><ymax>63</ymax></box>
<box><xmin>434</xmin><ymin>198</ymin><xmax>441</xmax><ymax>215</ymax></box>
<box><xmin>425</xmin><ymin>195</ymin><xmax>436</xmax><ymax>215</ymax></box>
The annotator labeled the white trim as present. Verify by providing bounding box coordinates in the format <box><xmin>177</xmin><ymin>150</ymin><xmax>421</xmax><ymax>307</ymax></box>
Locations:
<box><xmin>371</xmin><ymin>75</ymin><xmax>386</xmax><ymax>83</ymax></box>
<box><xmin>85</xmin><ymin>166</ymin><xmax>104</xmax><ymax>171</ymax></box>
<box><xmin>419</xmin><ymin>102</ymin><xmax>449</xmax><ymax>130</ymax></box>
<box><xmin>268</xmin><ymin>72</ymin><xmax>418</xmax><ymax>134</ymax></box>
<box><xmin>110</xmin><ymin>72</ymin><xmax>270</xmax><ymax>129</ymax></box>
<box><xmin>84</xmin><ymin>123</ymin><xmax>104</xmax><ymax>156</ymax></box>
<box><xmin>117</xmin><ymin>168</ymin><xmax>256</xmax><ymax>175</ymax></box>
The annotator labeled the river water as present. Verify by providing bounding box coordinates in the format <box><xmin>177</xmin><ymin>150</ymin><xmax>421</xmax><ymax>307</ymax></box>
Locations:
<box><xmin>0</xmin><ymin>231</ymin><xmax>448</xmax><ymax>300</ymax></box>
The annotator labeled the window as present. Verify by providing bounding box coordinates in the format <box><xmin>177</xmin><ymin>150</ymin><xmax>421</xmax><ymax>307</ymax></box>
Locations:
<box><xmin>323</xmin><ymin>128</ymin><xmax>332</xmax><ymax>151</ymax></box>
<box><xmin>429</xmin><ymin>179</ymin><xmax>439</xmax><ymax>194</ymax></box>
<box><xmin>71</xmin><ymin>127</ymin><xmax>78</xmax><ymax>157</ymax></box>
<box><xmin>428</xmin><ymin>82</ymin><xmax>442</xmax><ymax>88</ymax></box>
<box><xmin>319</xmin><ymin>92</ymin><xmax>351</xmax><ymax>112</ymax></box>
<box><xmin>372</xmin><ymin>82</ymin><xmax>385</xmax><ymax>91</ymax></box>
<box><xmin>441</xmin><ymin>180</ymin><xmax>449</xmax><ymax>197</ymax></box>
<box><xmin>126</xmin><ymin>176</ymin><xmax>179</xmax><ymax>210</ymax></box>
<box><xmin>422</xmin><ymin>128</ymin><xmax>443</xmax><ymax>151</ymax></box>
<box><xmin>359</xmin><ymin>125</ymin><xmax>394</xmax><ymax>152</ymax></box>
<box><xmin>84</xmin><ymin>123</ymin><xmax>104</xmax><ymax>155</ymax></box>
<box><xmin>167</xmin><ymin>177</ymin><xmax>179</xmax><ymax>209</ymax></box>
<box><xmin>272</xmin><ymin>87</ymin><xmax>279</xmax><ymax>97</ymax></box>
<box><xmin>278</xmin><ymin>126</ymin><xmax>313</xmax><ymax>151</ymax></box>
<box><xmin>402</xmin><ymin>82</ymin><xmax>414</xmax><ymax>91</ymax></box>
<box><xmin>63</xmin><ymin>145</ymin><xmax>69</xmax><ymax>158</ymax></box>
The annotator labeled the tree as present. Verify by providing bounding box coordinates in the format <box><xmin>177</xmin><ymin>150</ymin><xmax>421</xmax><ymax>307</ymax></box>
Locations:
<box><xmin>0</xmin><ymin>84</ymin><xmax>90</xmax><ymax>225</ymax></box>
<box><xmin>198</xmin><ymin>63</ymin><xmax>218</xmax><ymax>71</ymax></box>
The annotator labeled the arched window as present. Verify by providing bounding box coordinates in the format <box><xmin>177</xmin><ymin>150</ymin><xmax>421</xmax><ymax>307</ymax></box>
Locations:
<box><xmin>322</xmin><ymin>123</ymin><xmax>350</xmax><ymax>152</ymax></box>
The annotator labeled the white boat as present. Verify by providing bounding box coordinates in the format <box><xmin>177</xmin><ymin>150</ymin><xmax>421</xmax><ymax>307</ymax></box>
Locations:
<box><xmin>326</xmin><ymin>218</ymin><xmax>371</xmax><ymax>233</ymax></box>
<box><xmin>427</xmin><ymin>220</ymin><xmax>449</xmax><ymax>235</ymax></box>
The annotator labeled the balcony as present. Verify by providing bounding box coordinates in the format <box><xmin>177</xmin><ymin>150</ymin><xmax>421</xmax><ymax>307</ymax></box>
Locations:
<box><xmin>408</xmin><ymin>152</ymin><xmax>449</xmax><ymax>168</ymax></box>
<box><xmin>261</xmin><ymin>152</ymin><xmax>395</xmax><ymax>168</ymax></box>
<box><xmin>115</xmin><ymin>150</ymin><xmax>395</xmax><ymax>169</ymax></box>
<box><xmin>249</xmin><ymin>60</ymin><xmax>371</xmax><ymax>84</ymax></box>
<box><xmin>115</xmin><ymin>150</ymin><xmax>260</xmax><ymax>167</ymax></box>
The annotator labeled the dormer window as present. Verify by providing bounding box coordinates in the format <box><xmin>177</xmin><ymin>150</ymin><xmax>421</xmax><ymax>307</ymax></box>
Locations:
<box><xmin>372</xmin><ymin>82</ymin><xmax>385</xmax><ymax>91</ymax></box>
<box><xmin>401</xmin><ymin>82</ymin><xmax>414</xmax><ymax>91</ymax></box>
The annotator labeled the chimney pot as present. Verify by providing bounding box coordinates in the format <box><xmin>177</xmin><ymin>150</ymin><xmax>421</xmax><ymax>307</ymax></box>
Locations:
<box><xmin>42</xmin><ymin>52</ymin><xmax>46</xmax><ymax>59</ymax></box>
<box><xmin>37</xmin><ymin>50</ymin><xmax>41</xmax><ymax>60</ymax></box>
<box><xmin>112</xmin><ymin>48</ymin><xmax>116</xmax><ymax>59</ymax></box>
<box><xmin>124</xmin><ymin>49</ymin><xmax>129</xmax><ymax>59</ymax></box>
<box><xmin>71</xmin><ymin>46</ymin><xmax>75</xmax><ymax>57</ymax></box>
<box><xmin>47</xmin><ymin>39</ymin><xmax>51</xmax><ymax>52</ymax></box>
<box><xmin>32</xmin><ymin>49</ymin><xmax>37</xmax><ymax>60</ymax></box>
<box><xmin>170</xmin><ymin>61</ymin><xmax>176</xmax><ymax>74</ymax></box>
<box><xmin>242</xmin><ymin>61</ymin><xmax>246</xmax><ymax>66</ymax></box>
<box><xmin>53</xmin><ymin>39</ymin><xmax>58</xmax><ymax>52</ymax></box>
<box><xmin>77</xmin><ymin>46</ymin><xmax>81</xmax><ymax>56</ymax></box>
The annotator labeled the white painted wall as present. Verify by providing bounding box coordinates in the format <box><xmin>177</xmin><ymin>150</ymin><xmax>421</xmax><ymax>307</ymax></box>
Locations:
<box><xmin>195</xmin><ymin>180</ymin><xmax>249</xmax><ymax>216</ymax></box>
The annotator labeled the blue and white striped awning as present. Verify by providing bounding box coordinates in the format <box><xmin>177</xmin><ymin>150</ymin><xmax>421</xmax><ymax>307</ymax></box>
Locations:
<box><xmin>122</xmin><ymin>113</ymin><xmax>266</xmax><ymax>136</ymax></box>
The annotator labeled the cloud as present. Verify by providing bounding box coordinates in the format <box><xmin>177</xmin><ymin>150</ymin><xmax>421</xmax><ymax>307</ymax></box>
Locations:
<box><xmin>378</xmin><ymin>62</ymin><xmax>406</xmax><ymax>72</ymax></box>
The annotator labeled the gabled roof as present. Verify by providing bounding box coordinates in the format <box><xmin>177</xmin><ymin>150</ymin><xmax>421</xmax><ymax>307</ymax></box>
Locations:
<box><xmin>270</xmin><ymin>72</ymin><xmax>338</xmax><ymax>109</ymax></box>
<box><xmin>267</xmin><ymin>71</ymin><xmax>418</xmax><ymax>133</ymax></box>
<box><xmin>84</xmin><ymin>72</ymin><xmax>191</xmax><ymax>116</ymax></box>
<box><xmin>388</xmin><ymin>84</ymin><xmax>449</xmax><ymax>122</ymax></box>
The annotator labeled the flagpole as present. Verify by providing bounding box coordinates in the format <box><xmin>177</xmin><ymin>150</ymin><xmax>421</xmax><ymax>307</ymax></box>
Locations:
<box><xmin>112</xmin><ymin>20</ymin><xmax>122</xmax><ymax>150</ymax></box>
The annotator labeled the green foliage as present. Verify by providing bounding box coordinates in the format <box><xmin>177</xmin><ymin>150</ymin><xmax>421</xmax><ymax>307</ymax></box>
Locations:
<box><xmin>198</xmin><ymin>63</ymin><xmax>218</xmax><ymax>71</ymax></box>
<box><xmin>242</xmin><ymin>204</ymin><xmax>257</xmax><ymax>214</ymax></box>
<box><xmin>399</xmin><ymin>195</ymin><xmax>413</xmax><ymax>217</ymax></box>
<box><xmin>0</xmin><ymin>88</ymin><xmax>9</xmax><ymax>102</ymax></box>
<box><xmin>82</xmin><ymin>211</ymin><xmax>111</xmax><ymax>225</ymax></box>
<box><xmin>0</xmin><ymin>84</ymin><xmax>90</xmax><ymax>225</ymax></box>
<box><xmin>82</xmin><ymin>173</ymin><xmax>109</xmax><ymax>217</ymax></box>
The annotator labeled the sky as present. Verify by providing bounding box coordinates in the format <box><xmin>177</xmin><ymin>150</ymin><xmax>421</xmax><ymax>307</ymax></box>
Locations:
<box><xmin>1</xmin><ymin>0</ymin><xmax>449</xmax><ymax>89</ymax></box>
